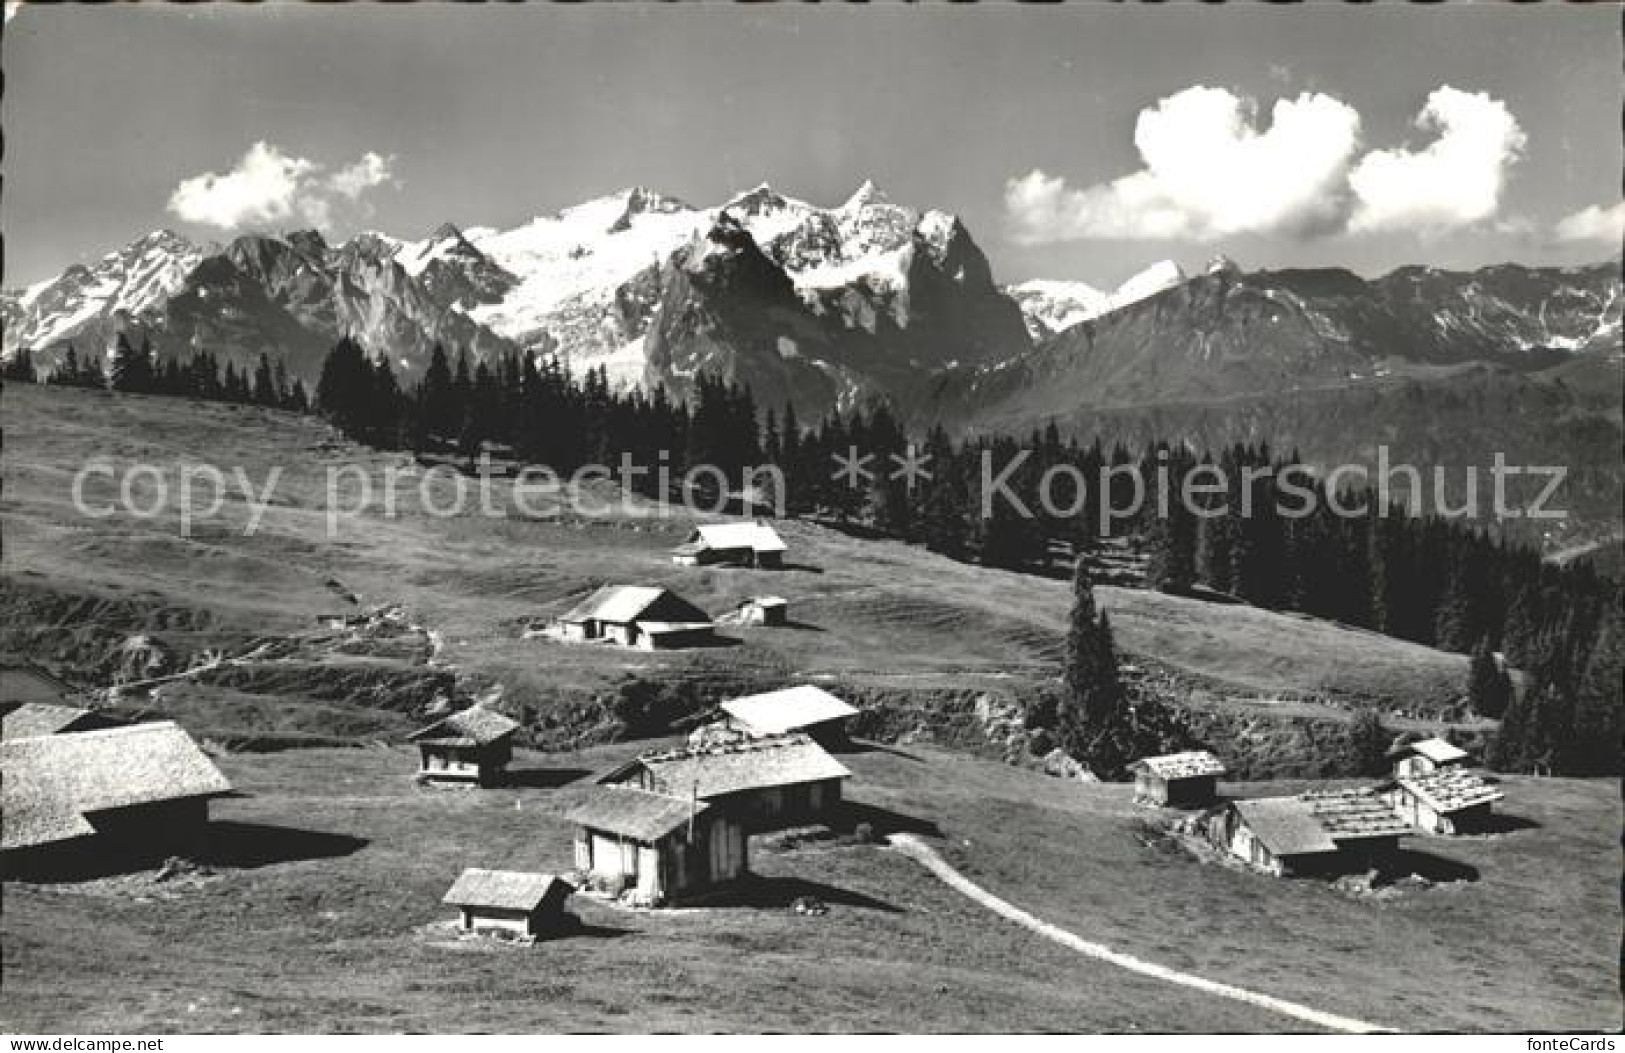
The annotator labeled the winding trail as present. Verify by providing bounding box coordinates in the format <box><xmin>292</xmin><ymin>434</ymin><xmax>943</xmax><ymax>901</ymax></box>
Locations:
<box><xmin>887</xmin><ymin>833</ymin><xmax>1387</xmax><ymax>1034</ymax></box>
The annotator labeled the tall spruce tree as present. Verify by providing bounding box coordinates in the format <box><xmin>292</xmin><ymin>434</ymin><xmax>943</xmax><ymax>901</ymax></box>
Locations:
<box><xmin>1057</xmin><ymin>559</ymin><xmax>1132</xmax><ymax>777</ymax></box>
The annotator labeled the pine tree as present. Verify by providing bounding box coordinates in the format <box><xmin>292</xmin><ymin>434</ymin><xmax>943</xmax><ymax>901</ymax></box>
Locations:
<box><xmin>1057</xmin><ymin>559</ymin><xmax>1131</xmax><ymax>777</ymax></box>
<box><xmin>1346</xmin><ymin>708</ymin><xmax>1391</xmax><ymax>778</ymax></box>
<box><xmin>1466</xmin><ymin>637</ymin><xmax>1512</xmax><ymax>718</ymax></box>
<box><xmin>1566</xmin><ymin>598</ymin><xmax>1623</xmax><ymax>776</ymax></box>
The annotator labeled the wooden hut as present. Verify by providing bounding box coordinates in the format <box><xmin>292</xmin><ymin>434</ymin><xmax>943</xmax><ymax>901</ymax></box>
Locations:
<box><xmin>736</xmin><ymin>596</ymin><xmax>789</xmax><ymax>627</ymax></box>
<box><xmin>671</xmin><ymin>522</ymin><xmax>787</xmax><ymax>568</ymax></box>
<box><xmin>408</xmin><ymin>707</ymin><xmax>521</xmax><ymax>786</ymax></box>
<box><xmin>720</xmin><ymin>685</ymin><xmax>858</xmax><ymax>750</ymax></box>
<box><xmin>1381</xmin><ymin>766</ymin><xmax>1504</xmax><ymax>834</ymax></box>
<box><xmin>568</xmin><ymin>786</ymin><xmax>747</xmax><ymax>905</ymax></box>
<box><xmin>1128</xmin><ymin>751</ymin><xmax>1226</xmax><ymax>807</ymax></box>
<box><xmin>1388</xmin><ymin>737</ymin><xmax>1470</xmax><ymax>779</ymax></box>
<box><xmin>1214</xmin><ymin>797</ymin><xmax>1340</xmax><ymax>877</ymax></box>
<box><xmin>442</xmin><ymin>869</ymin><xmax>574</xmax><ymax>938</ymax></box>
<box><xmin>599</xmin><ymin>732</ymin><xmax>850</xmax><ymax>832</ymax></box>
<box><xmin>553</xmin><ymin>586</ymin><xmax>716</xmax><ymax>650</ymax></box>
<box><xmin>1300</xmin><ymin>788</ymin><xmax>1411</xmax><ymax>869</ymax></box>
<box><xmin>2</xmin><ymin>721</ymin><xmax>232</xmax><ymax>870</ymax></box>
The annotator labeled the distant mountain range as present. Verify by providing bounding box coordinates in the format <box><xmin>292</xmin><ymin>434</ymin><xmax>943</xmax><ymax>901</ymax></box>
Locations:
<box><xmin>4</xmin><ymin>183</ymin><xmax>1619</xmax><ymax>544</ymax></box>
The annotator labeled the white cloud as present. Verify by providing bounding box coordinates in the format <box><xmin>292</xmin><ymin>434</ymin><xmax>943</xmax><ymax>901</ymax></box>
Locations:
<box><xmin>167</xmin><ymin>142</ymin><xmax>397</xmax><ymax>231</ymax></box>
<box><xmin>1553</xmin><ymin>201</ymin><xmax>1625</xmax><ymax>244</ymax></box>
<box><xmin>1005</xmin><ymin>85</ymin><xmax>1525</xmax><ymax>245</ymax></box>
<box><xmin>1348</xmin><ymin>86</ymin><xmax>1525</xmax><ymax>234</ymax></box>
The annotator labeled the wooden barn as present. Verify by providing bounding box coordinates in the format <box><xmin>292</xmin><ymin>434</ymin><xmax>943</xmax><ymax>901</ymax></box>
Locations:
<box><xmin>1128</xmin><ymin>750</ymin><xmax>1226</xmax><ymax>807</ymax></box>
<box><xmin>1382</xmin><ymin>766</ymin><xmax>1504</xmax><ymax>834</ymax></box>
<box><xmin>2</xmin><ymin>703</ymin><xmax>121</xmax><ymax>741</ymax></box>
<box><xmin>1215</xmin><ymin>789</ymin><xmax>1410</xmax><ymax>877</ymax></box>
<box><xmin>2</xmin><ymin>721</ymin><xmax>232</xmax><ymax>872</ymax></box>
<box><xmin>670</xmin><ymin>522</ymin><xmax>787</xmax><ymax>568</ymax></box>
<box><xmin>1213</xmin><ymin>797</ymin><xmax>1340</xmax><ymax>877</ymax></box>
<box><xmin>1388</xmin><ymin>736</ymin><xmax>1470</xmax><ymax>779</ymax></box>
<box><xmin>408</xmin><ymin>706</ymin><xmax>521</xmax><ymax>786</ymax></box>
<box><xmin>736</xmin><ymin>596</ymin><xmax>789</xmax><ymax>627</ymax></box>
<box><xmin>568</xmin><ymin>786</ymin><xmax>747</xmax><ymax>905</ymax></box>
<box><xmin>442</xmin><ymin>869</ymin><xmax>574</xmax><ymax>938</ymax></box>
<box><xmin>599</xmin><ymin>732</ymin><xmax>851</xmax><ymax>832</ymax></box>
<box><xmin>554</xmin><ymin>586</ymin><xmax>716</xmax><ymax>650</ymax></box>
<box><xmin>720</xmin><ymin>685</ymin><xmax>859</xmax><ymax>750</ymax></box>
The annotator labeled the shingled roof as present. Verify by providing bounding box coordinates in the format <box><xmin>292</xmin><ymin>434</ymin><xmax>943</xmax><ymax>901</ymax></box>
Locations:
<box><xmin>720</xmin><ymin>685</ymin><xmax>859</xmax><ymax>736</ymax></box>
<box><xmin>1398</xmin><ymin>768</ymin><xmax>1504</xmax><ymax>814</ymax></box>
<box><xmin>407</xmin><ymin>706</ymin><xmax>521</xmax><ymax>748</ymax></box>
<box><xmin>687</xmin><ymin>522</ymin><xmax>786</xmax><ymax>554</ymax></box>
<box><xmin>621</xmin><ymin>733</ymin><xmax>851</xmax><ymax>799</ymax></box>
<box><xmin>568</xmin><ymin>786</ymin><xmax>709</xmax><ymax>842</ymax></box>
<box><xmin>559</xmin><ymin>585</ymin><xmax>710</xmax><ymax>626</ymax></box>
<box><xmin>1301</xmin><ymin>788</ymin><xmax>1412</xmax><ymax>841</ymax></box>
<box><xmin>442</xmin><ymin>869</ymin><xmax>573</xmax><ymax>912</ymax></box>
<box><xmin>1129</xmin><ymin>750</ymin><xmax>1226</xmax><ymax>780</ymax></box>
<box><xmin>2</xmin><ymin>722</ymin><xmax>233</xmax><ymax>851</ymax></box>
<box><xmin>1232</xmin><ymin>798</ymin><xmax>1338</xmax><ymax>857</ymax></box>
<box><xmin>1390</xmin><ymin>736</ymin><xmax>1470</xmax><ymax>766</ymax></box>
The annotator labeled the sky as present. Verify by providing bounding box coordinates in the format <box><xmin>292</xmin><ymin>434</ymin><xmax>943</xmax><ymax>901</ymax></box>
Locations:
<box><xmin>3</xmin><ymin>3</ymin><xmax>1620</xmax><ymax>290</ymax></box>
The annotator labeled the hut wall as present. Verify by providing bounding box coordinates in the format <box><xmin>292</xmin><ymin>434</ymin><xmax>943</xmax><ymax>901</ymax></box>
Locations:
<box><xmin>461</xmin><ymin>906</ymin><xmax>537</xmax><ymax>937</ymax></box>
<box><xmin>1165</xmin><ymin>774</ymin><xmax>1217</xmax><ymax>808</ymax></box>
<box><xmin>1134</xmin><ymin>772</ymin><xmax>1168</xmax><ymax>804</ymax></box>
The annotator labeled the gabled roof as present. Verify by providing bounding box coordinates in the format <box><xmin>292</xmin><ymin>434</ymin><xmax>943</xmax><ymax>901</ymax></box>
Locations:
<box><xmin>1398</xmin><ymin>768</ymin><xmax>1504</xmax><ymax>814</ymax></box>
<box><xmin>720</xmin><ymin>685</ymin><xmax>858</xmax><ymax>736</ymax></box>
<box><xmin>558</xmin><ymin>585</ymin><xmax>709</xmax><ymax>626</ymax></box>
<box><xmin>1232</xmin><ymin>798</ymin><xmax>1338</xmax><ymax>857</ymax></box>
<box><xmin>1301</xmin><ymin>788</ymin><xmax>1411</xmax><ymax>841</ymax></box>
<box><xmin>2</xmin><ymin>703</ymin><xmax>117</xmax><ymax>741</ymax></box>
<box><xmin>688</xmin><ymin>522</ymin><xmax>787</xmax><ymax>554</ymax></box>
<box><xmin>1</xmin><ymin>722</ymin><xmax>233</xmax><ymax>851</ymax></box>
<box><xmin>1390</xmin><ymin>737</ymin><xmax>1469</xmax><ymax>766</ymax></box>
<box><xmin>408</xmin><ymin>706</ymin><xmax>521</xmax><ymax>748</ymax></box>
<box><xmin>568</xmin><ymin>786</ymin><xmax>709</xmax><ymax>842</ymax></box>
<box><xmin>442</xmin><ymin>868</ymin><xmax>572</xmax><ymax>912</ymax></box>
<box><xmin>744</xmin><ymin>596</ymin><xmax>788</xmax><ymax>608</ymax></box>
<box><xmin>624</xmin><ymin>733</ymin><xmax>851</xmax><ymax>799</ymax></box>
<box><xmin>1129</xmin><ymin>750</ymin><xmax>1226</xmax><ymax>780</ymax></box>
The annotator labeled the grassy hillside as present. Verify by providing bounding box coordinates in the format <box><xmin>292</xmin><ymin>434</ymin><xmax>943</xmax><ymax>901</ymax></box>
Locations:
<box><xmin>1</xmin><ymin>743</ymin><xmax>1615</xmax><ymax>1032</ymax></box>
<box><xmin>2</xmin><ymin>383</ymin><xmax>1475</xmax><ymax>758</ymax></box>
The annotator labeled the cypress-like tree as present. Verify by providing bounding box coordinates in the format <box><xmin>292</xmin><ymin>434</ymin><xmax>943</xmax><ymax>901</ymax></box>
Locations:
<box><xmin>1466</xmin><ymin>637</ymin><xmax>1512</xmax><ymax>719</ymax></box>
<box><xmin>1057</xmin><ymin>559</ymin><xmax>1131</xmax><ymax>777</ymax></box>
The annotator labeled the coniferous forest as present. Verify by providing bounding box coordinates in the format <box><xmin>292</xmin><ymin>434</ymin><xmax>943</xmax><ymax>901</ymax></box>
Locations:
<box><xmin>14</xmin><ymin>335</ymin><xmax>1617</xmax><ymax>776</ymax></box>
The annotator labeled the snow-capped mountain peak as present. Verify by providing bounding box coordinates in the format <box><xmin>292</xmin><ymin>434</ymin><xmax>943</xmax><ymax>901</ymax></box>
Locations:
<box><xmin>1008</xmin><ymin>260</ymin><xmax>1191</xmax><ymax>340</ymax></box>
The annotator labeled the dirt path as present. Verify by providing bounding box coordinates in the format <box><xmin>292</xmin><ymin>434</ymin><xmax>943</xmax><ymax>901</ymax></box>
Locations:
<box><xmin>887</xmin><ymin>833</ymin><xmax>1387</xmax><ymax>1034</ymax></box>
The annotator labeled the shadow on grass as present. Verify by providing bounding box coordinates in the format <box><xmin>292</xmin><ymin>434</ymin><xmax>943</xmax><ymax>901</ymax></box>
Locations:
<box><xmin>1460</xmin><ymin>812</ymin><xmax>1541</xmax><ymax>835</ymax></box>
<box><xmin>837</xmin><ymin>800</ymin><xmax>942</xmax><ymax>839</ymax></box>
<box><xmin>779</xmin><ymin>619</ymin><xmax>826</xmax><ymax>632</ymax></box>
<box><xmin>1385</xmin><ymin>849</ymin><xmax>1480</xmax><ymax>884</ymax></box>
<box><xmin>775</xmin><ymin>562</ymin><xmax>825</xmax><ymax>575</ymax></box>
<box><xmin>198</xmin><ymin>821</ymin><xmax>369</xmax><ymax>869</ymax></box>
<box><xmin>841</xmin><ymin>740</ymin><xmax>924</xmax><ymax>762</ymax></box>
<box><xmin>692</xmin><ymin>874</ymin><xmax>902</xmax><ymax>913</ymax></box>
<box><xmin>502</xmin><ymin>767</ymin><xmax>592</xmax><ymax>789</ymax></box>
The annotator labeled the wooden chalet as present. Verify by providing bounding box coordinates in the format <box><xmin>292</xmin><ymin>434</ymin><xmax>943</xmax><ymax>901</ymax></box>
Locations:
<box><xmin>719</xmin><ymin>685</ymin><xmax>858</xmax><ymax>750</ymax></box>
<box><xmin>2</xmin><ymin>721</ymin><xmax>232</xmax><ymax>872</ymax></box>
<box><xmin>554</xmin><ymin>586</ymin><xmax>716</xmax><ymax>650</ymax></box>
<box><xmin>568</xmin><ymin>786</ymin><xmax>747</xmax><ymax>905</ymax></box>
<box><xmin>1128</xmin><ymin>750</ymin><xmax>1226</xmax><ymax>807</ymax></box>
<box><xmin>671</xmin><ymin>522</ymin><xmax>787</xmax><ymax>568</ymax></box>
<box><xmin>1301</xmin><ymin>788</ymin><xmax>1412</xmax><ymax>868</ymax></box>
<box><xmin>1381</xmin><ymin>766</ymin><xmax>1504</xmax><ymax>834</ymax></box>
<box><xmin>1388</xmin><ymin>737</ymin><xmax>1470</xmax><ymax>778</ymax></box>
<box><xmin>599</xmin><ymin>732</ymin><xmax>851</xmax><ymax>832</ymax></box>
<box><xmin>408</xmin><ymin>706</ymin><xmax>521</xmax><ymax>786</ymax></box>
<box><xmin>442</xmin><ymin>868</ymin><xmax>574</xmax><ymax>938</ymax></box>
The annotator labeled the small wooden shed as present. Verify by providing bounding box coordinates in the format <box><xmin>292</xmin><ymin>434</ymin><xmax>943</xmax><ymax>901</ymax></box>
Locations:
<box><xmin>1381</xmin><ymin>767</ymin><xmax>1504</xmax><ymax>834</ymax></box>
<box><xmin>408</xmin><ymin>707</ymin><xmax>521</xmax><ymax>787</ymax></box>
<box><xmin>554</xmin><ymin>586</ymin><xmax>715</xmax><ymax>650</ymax></box>
<box><xmin>568</xmin><ymin>786</ymin><xmax>747</xmax><ymax>905</ymax></box>
<box><xmin>599</xmin><ymin>732</ymin><xmax>851</xmax><ymax>832</ymax></box>
<box><xmin>671</xmin><ymin>522</ymin><xmax>787</xmax><ymax>568</ymax></box>
<box><xmin>720</xmin><ymin>685</ymin><xmax>858</xmax><ymax>750</ymax></box>
<box><xmin>1128</xmin><ymin>750</ymin><xmax>1226</xmax><ymax>807</ymax></box>
<box><xmin>736</xmin><ymin>596</ymin><xmax>789</xmax><ymax>627</ymax></box>
<box><xmin>1214</xmin><ymin>797</ymin><xmax>1340</xmax><ymax>876</ymax></box>
<box><xmin>1388</xmin><ymin>737</ymin><xmax>1470</xmax><ymax>779</ymax></box>
<box><xmin>442</xmin><ymin>868</ymin><xmax>574</xmax><ymax>938</ymax></box>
